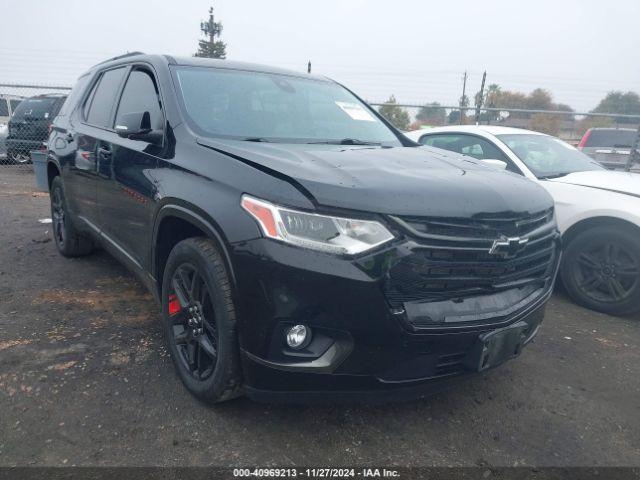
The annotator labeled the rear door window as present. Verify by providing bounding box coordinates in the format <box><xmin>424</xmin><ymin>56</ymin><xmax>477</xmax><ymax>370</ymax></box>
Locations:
<box><xmin>584</xmin><ymin>129</ymin><xmax>636</xmax><ymax>148</ymax></box>
<box><xmin>84</xmin><ymin>67</ymin><xmax>128</xmax><ymax>128</ymax></box>
<box><xmin>58</xmin><ymin>75</ymin><xmax>90</xmax><ymax>117</ymax></box>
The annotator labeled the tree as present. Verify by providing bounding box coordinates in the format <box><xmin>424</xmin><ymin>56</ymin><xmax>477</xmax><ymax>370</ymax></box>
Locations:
<box><xmin>195</xmin><ymin>6</ymin><xmax>227</xmax><ymax>59</ymax></box>
<box><xmin>526</xmin><ymin>88</ymin><xmax>554</xmax><ymax>111</ymax></box>
<box><xmin>556</xmin><ymin>103</ymin><xmax>575</xmax><ymax>121</ymax></box>
<box><xmin>416</xmin><ymin>102</ymin><xmax>446</xmax><ymax>126</ymax></box>
<box><xmin>483</xmin><ymin>84</ymin><xmax>502</xmax><ymax>121</ymax></box>
<box><xmin>529</xmin><ymin>113</ymin><xmax>560</xmax><ymax>136</ymax></box>
<box><xmin>592</xmin><ymin>91</ymin><xmax>640</xmax><ymax>124</ymax></box>
<box><xmin>378</xmin><ymin>95</ymin><xmax>410</xmax><ymax>131</ymax></box>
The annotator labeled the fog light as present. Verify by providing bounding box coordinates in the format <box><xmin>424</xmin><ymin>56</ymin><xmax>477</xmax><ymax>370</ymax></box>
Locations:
<box><xmin>285</xmin><ymin>324</ymin><xmax>310</xmax><ymax>349</ymax></box>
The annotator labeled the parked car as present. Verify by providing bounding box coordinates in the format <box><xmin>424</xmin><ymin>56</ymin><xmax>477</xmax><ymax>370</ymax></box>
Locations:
<box><xmin>578</xmin><ymin>127</ymin><xmax>639</xmax><ymax>171</ymax></box>
<box><xmin>0</xmin><ymin>95</ymin><xmax>24</xmax><ymax>161</ymax></box>
<box><xmin>0</xmin><ymin>94</ymin><xmax>23</xmax><ymax>125</ymax></box>
<box><xmin>0</xmin><ymin>123</ymin><xmax>7</xmax><ymax>160</ymax></box>
<box><xmin>405</xmin><ymin>126</ymin><xmax>640</xmax><ymax>315</ymax></box>
<box><xmin>47</xmin><ymin>53</ymin><xmax>559</xmax><ymax>404</ymax></box>
<box><xmin>6</xmin><ymin>93</ymin><xmax>67</xmax><ymax>164</ymax></box>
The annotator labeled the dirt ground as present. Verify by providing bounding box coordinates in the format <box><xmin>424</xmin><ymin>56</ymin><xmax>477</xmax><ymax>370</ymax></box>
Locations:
<box><xmin>0</xmin><ymin>167</ymin><xmax>639</xmax><ymax>467</ymax></box>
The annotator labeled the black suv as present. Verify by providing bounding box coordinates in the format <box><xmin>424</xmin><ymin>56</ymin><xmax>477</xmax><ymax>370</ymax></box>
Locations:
<box><xmin>7</xmin><ymin>93</ymin><xmax>67</xmax><ymax>164</ymax></box>
<box><xmin>47</xmin><ymin>53</ymin><xmax>560</xmax><ymax>403</ymax></box>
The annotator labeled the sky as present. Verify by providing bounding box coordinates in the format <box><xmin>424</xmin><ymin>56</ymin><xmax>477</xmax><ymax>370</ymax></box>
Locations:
<box><xmin>0</xmin><ymin>0</ymin><xmax>638</xmax><ymax>111</ymax></box>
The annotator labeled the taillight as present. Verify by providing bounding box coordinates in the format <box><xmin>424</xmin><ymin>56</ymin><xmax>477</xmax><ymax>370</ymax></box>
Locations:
<box><xmin>578</xmin><ymin>129</ymin><xmax>591</xmax><ymax>149</ymax></box>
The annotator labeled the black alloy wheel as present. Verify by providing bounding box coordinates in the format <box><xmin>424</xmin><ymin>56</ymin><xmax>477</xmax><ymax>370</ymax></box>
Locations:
<box><xmin>49</xmin><ymin>176</ymin><xmax>94</xmax><ymax>257</ymax></box>
<box><xmin>12</xmin><ymin>151</ymin><xmax>32</xmax><ymax>165</ymax></box>
<box><xmin>572</xmin><ymin>243</ymin><xmax>637</xmax><ymax>303</ymax></box>
<box><xmin>562</xmin><ymin>225</ymin><xmax>640</xmax><ymax>316</ymax></box>
<box><xmin>168</xmin><ymin>263</ymin><xmax>219</xmax><ymax>381</ymax></box>
<box><xmin>162</xmin><ymin>237</ymin><xmax>243</xmax><ymax>403</ymax></box>
<box><xmin>51</xmin><ymin>184</ymin><xmax>66</xmax><ymax>249</ymax></box>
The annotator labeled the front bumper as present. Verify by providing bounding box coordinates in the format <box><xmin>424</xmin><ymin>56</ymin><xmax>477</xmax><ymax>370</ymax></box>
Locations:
<box><xmin>232</xmin><ymin>236</ymin><xmax>559</xmax><ymax>402</ymax></box>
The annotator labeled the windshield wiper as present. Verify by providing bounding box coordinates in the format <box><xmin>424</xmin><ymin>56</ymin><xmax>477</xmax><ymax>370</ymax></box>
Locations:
<box><xmin>539</xmin><ymin>172</ymin><xmax>570</xmax><ymax>179</ymax></box>
<box><xmin>242</xmin><ymin>137</ymin><xmax>271</xmax><ymax>143</ymax></box>
<box><xmin>307</xmin><ymin>138</ymin><xmax>381</xmax><ymax>146</ymax></box>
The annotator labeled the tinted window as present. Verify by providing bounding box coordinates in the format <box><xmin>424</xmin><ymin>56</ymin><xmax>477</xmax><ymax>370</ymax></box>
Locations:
<box><xmin>584</xmin><ymin>129</ymin><xmax>636</xmax><ymax>148</ymax></box>
<box><xmin>498</xmin><ymin>134</ymin><xmax>603</xmax><ymax>178</ymax></box>
<box><xmin>58</xmin><ymin>75</ymin><xmax>90</xmax><ymax>117</ymax></box>
<box><xmin>11</xmin><ymin>97</ymin><xmax>59</xmax><ymax>121</ymax></box>
<box><xmin>173</xmin><ymin>66</ymin><xmax>400</xmax><ymax>145</ymax></box>
<box><xmin>85</xmin><ymin>67</ymin><xmax>127</xmax><ymax>128</ymax></box>
<box><xmin>115</xmin><ymin>70</ymin><xmax>163</xmax><ymax>131</ymax></box>
<box><xmin>0</xmin><ymin>99</ymin><xmax>8</xmax><ymax>117</ymax></box>
<box><xmin>9</xmin><ymin>99</ymin><xmax>22</xmax><ymax>113</ymax></box>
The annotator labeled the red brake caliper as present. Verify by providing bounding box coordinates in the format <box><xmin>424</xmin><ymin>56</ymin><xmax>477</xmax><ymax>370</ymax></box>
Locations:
<box><xmin>168</xmin><ymin>294</ymin><xmax>181</xmax><ymax>316</ymax></box>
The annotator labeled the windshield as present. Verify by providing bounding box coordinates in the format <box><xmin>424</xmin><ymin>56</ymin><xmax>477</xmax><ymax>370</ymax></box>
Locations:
<box><xmin>173</xmin><ymin>66</ymin><xmax>400</xmax><ymax>145</ymax></box>
<box><xmin>498</xmin><ymin>134</ymin><xmax>603</xmax><ymax>178</ymax></box>
<box><xmin>11</xmin><ymin>97</ymin><xmax>60</xmax><ymax>121</ymax></box>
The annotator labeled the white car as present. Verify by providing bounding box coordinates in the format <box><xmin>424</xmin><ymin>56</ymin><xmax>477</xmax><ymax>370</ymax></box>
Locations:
<box><xmin>405</xmin><ymin>126</ymin><xmax>640</xmax><ymax>316</ymax></box>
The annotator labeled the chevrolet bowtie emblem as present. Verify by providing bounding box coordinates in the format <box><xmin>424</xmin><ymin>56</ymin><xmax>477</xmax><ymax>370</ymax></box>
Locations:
<box><xmin>489</xmin><ymin>236</ymin><xmax>529</xmax><ymax>259</ymax></box>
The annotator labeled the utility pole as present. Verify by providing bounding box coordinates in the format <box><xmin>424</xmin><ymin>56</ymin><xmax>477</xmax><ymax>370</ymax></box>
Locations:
<box><xmin>307</xmin><ymin>61</ymin><xmax>311</xmax><ymax>74</ymax></box>
<box><xmin>474</xmin><ymin>71</ymin><xmax>486</xmax><ymax>125</ymax></box>
<box><xmin>460</xmin><ymin>71</ymin><xmax>467</xmax><ymax>125</ymax></box>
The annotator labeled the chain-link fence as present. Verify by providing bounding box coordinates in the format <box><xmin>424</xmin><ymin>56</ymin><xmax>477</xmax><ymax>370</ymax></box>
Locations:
<box><xmin>1</xmin><ymin>82</ymin><xmax>638</xmax><ymax>172</ymax></box>
<box><xmin>0</xmin><ymin>83</ymin><xmax>72</xmax><ymax>169</ymax></box>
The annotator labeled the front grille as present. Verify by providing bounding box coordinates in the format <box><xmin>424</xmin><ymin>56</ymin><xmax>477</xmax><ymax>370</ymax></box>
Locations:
<box><xmin>383</xmin><ymin>209</ymin><xmax>558</xmax><ymax>310</ymax></box>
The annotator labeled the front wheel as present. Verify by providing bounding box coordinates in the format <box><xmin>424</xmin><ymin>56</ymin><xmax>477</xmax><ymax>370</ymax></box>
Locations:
<box><xmin>561</xmin><ymin>225</ymin><xmax>640</xmax><ymax>316</ymax></box>
<box><xmin>162</xmin><ymin>237</ymin><xmax>243</xmax><ymax>403</ymax></box>
<box><xmin>8</xmin><ymin>149</ymin><xmax>32</xmax><ymax>165</ymax></box>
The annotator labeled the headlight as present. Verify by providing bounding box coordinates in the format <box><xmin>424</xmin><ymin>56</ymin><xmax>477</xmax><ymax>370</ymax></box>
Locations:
<box><xmin>241</xmin><ymin>195</ymin><xmax>394</xmax><ymax>255</ymax></box>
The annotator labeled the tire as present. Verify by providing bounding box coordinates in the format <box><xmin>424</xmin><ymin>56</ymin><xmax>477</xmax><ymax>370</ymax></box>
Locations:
<box><xmin>161</xmin><ymin>237</ymin><xmax>243</xmax><ymax>403</ymax></box>
<box><xmin>561</xmin><ymin>225</ymin><xmax>640</xmax><ymax>316</ymax></box>
<box><xmin>8</xmin><ymin>150</ymin><xmax>32</xmax><ymax>165</ymax></box>
<box><xmin>50</xmin><ymin>176</ymin><xmax>94</xmax><ymax>257</ymax></box>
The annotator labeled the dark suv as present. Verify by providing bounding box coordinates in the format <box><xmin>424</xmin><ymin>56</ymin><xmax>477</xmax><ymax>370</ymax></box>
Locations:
<box><xmin>47</xmin><ymin>53</ymin><xmax>560</xmax><ymax>403</ymax></box>
<box><xmin>7</xmin><ymin>93</ymin><xmax>67</xmax><ymax>164</ymax></box>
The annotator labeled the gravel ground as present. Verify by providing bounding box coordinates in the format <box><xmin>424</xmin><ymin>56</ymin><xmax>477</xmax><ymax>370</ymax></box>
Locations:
<box><xmin>0</xmin><ymin>167</ymin><xmax>639</xmax><ymax>467</ymax></box>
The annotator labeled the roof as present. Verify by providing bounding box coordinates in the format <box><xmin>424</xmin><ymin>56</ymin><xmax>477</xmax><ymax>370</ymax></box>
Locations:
<box><xmin>90</xmin><ymin>52</ymin><xmax>327</xmax><ymax>82</ymax></box>
<box><xmin>407</xmin><ymin>125</ymin><xmax>546</xmax><ymax>138</ymax></box>
<box><xmin>169</xmin><ymin>56</ymin><xmax>324</xmax><ymax>80</ymax></box>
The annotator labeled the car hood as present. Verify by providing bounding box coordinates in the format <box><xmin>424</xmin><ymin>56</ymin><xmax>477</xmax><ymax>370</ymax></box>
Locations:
<box><xmin>197</xmin><ymin>138</ymin><xmax>553</xmax><ymax>217</ymax></box>
<box><xmin>547</xmin><ymin>171</ymin><xmax>640</xmax><ymax>198</ymax></box>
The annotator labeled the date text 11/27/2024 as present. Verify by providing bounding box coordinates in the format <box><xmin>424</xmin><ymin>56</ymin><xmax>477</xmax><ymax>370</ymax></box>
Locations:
<box><xmin>232</xmin><ymin>468</ymin><xmax>401</xmax><ymax>478</ymax></box>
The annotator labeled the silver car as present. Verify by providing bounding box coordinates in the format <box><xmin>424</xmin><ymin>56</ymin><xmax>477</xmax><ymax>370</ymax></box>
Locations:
<box><xmin>0</xmin><ymin>95</ymin><xmax>24</xmax><ymax>161</ymax></box>
<box><xmin>0</xmin><ymin>123</ymin><xmax>7</xmax><ymax>160</ymax></box>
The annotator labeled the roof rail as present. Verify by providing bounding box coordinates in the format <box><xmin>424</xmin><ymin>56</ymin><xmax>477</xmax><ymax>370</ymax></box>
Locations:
<box><xmin>93</xmin><ymin>51</ymin><xmax>145</xmax><ymax>67</ymax></box>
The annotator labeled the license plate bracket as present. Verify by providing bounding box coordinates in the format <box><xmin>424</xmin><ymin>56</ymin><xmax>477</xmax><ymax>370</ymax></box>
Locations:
<box><xmin>464</xmin><ymin>321</ymin><xmax>528</xmax><ymax>372</ymax></box>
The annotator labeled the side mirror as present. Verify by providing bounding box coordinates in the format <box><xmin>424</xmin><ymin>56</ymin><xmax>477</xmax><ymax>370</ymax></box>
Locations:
<box><xmin>115</xmin><ymin>111</ymin><xmax>160</xmax><ymax>143</ymax></box>
<box><xmin>481</xmin><ymin>159</ymin><xmax>508</xmax><ymax>170</ymax></box>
